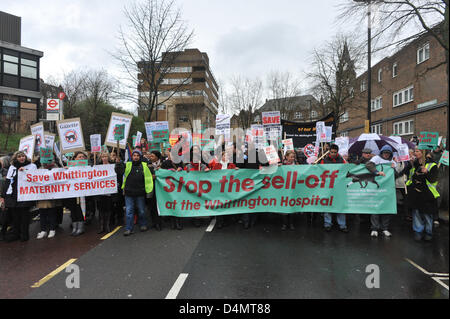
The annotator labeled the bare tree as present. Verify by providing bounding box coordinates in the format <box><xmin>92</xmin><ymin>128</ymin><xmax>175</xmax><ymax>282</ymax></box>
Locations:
<box><xmin>58</xmin><ymin>70</ymin><xmax>88</xmax><ymax>119</ymax></box>
<box><xmin>112</xmin><ymin>0</ymin><xmax>194</xmax><ymax>122</ymax></box>
<box><xmin>338</xmin><ymin>0</ymin><xmax>448</xmax><ymax>56</ymax></box>
<box><xmin>306</xmin><ymin>34</ymin><xmax>365</xmax><ymax>131</ymax></box>
<box><xmin>265</xmin><ymin>70</ymin><xmax>303</xmax><ymax>119</ymax></box>
<box><xmin>83</xmin><ymin>69</ymin><xmax>115</xmax><ymax>134</ymax></box>
<box><xmin>229</xmin><ymin>76</ymin><xmax>263</xmax><ymax>130</ymax></box>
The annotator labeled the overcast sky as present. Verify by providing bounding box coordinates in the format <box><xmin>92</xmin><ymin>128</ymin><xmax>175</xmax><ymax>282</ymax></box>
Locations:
<box><xmin>3</xmin><ymin>0</ymin><xmax>369</xmax><ymax>111</ymax></box>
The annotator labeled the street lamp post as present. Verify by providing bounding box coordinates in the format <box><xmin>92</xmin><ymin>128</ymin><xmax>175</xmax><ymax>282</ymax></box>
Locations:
<box><xmin>354</xmin><ymin>0</ymin><xmax>372</xmax><ymax>133</ymax></box>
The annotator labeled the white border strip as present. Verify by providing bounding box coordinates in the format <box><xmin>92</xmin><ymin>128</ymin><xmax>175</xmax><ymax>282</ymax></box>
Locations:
<box><xmin>165</xmin><ymin>273</ymin><xmax>189</xmax><ymax>299</ymax></box>
<box><xmin>405</xmin><ymin>258</ymin><xmax>449</xmax><ymax>277</ymax></box>
<box><xmin>431</xmin><ymin>277</ymin><xmax>449</xmax><ymax>290</ymax></box>
<box><xmin>206</xmin><ymin>218</ymin><xmax>216</xmax><ymax>232</ymax></box>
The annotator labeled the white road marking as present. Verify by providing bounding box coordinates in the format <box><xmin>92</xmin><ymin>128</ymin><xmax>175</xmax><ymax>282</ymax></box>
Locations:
<box><xmin>165</xmin><ymin>273</ymin><xmax>189</xmax><ymax>299</ymax></box>
<box><xmin>431</xmin><ymin>277</ymin><xmax>449</xmax><ymax>290</ymax></box>
<box><xmin>405</xmin><ymin>258</ymin><xmax>449</xmax><ymax>277</ymax></box>
<box><xmin>206</xmin><ymin>218</ymin><xmax>216</xmax><ymax>232</ymax></box>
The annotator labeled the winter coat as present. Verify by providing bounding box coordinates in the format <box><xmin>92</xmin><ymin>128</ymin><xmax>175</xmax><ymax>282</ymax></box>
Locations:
<box><xmin>2</xmin><ymin>160</ymin><xmax>37</xmax><ymax>208</ymax></box>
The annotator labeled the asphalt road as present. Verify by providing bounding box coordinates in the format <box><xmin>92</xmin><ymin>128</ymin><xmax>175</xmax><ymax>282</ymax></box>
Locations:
<box><xmin>1</xmin><ymin>212</ymin><xmax>448</xmax><ymax>300</ymax></box>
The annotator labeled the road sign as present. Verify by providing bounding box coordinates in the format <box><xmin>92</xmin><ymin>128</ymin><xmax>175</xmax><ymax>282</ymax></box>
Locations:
<box><xmin>58</xmin><ymin>92</ymin><xmax>66</xmax><ymax>100</ymax></box>
<box><xmin>47</xmin><ymin>99</ymin><xmax>60</xmax><ymax>112</ymax></box>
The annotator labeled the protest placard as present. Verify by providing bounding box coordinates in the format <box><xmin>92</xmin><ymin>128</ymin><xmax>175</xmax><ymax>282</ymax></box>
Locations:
<box><xmin>44</xmin><ymin>132</ymin><xmax>56</xmax><ymax>150</ymax></box>
<box><xmin>56</xmin><ymin>118</ymin><xmax>85</xmax><ymax>154</ymax></box>
<box><xmin>440</xmin><ymin>150</ymin><xmax>449</xmax><ymax>166</ymax></box>
<box><xmin>90</xmin><ymin>134</ymin><xmax>102</xmax><ymax>153</ymax></box>
<box><xmin>105</xmin><ymin>113</ymin><xmax>133</xmax><ymax>149</ymax></box>
<box><xmin>135</xmin><ymin>131</ymin><xmax>142</xmax><ymax>147</ymax></box>
<box><xmin>262</xmin><ymin>111</ymin><xmax>282</xmax><ymax>140</ymax></box>
<box><xmin>18</xmin><ymin>136</ymin><xmax>34</xmax><ymax>160</ymax></box>
<box><xmin>418</xmin><ymin>131</ymin><xmax>439</xmax><ymax>149</ymax></box>
<box><xmin>282</xmin><ymin>139</ymin><xmax>294</xmax><ymax>154</ymax></box>
<box><xmin>264</xmin><ymin>144</ymin><xmax>280</xmax><ymax>165</ymax></box>
<box><xmin>334</xmin><ymin>137</ymin><xmax>349</xmax><ymax>156</ymax></box>
<box><xmin>67</xmin><ymin>160</ymin><xmax>89</xmax><ymax>167</ymax></box>
<box><xmin>40</xmin><ymin>147</ymin><xmax>54</xmax><ymax>164</ymax></box>
<box><xmin>31</xmin><ymin>122</ymin><xmax>45</xmax><ymax>153</ymax></box>
<box><xmin>216</xmin><ymin>114</ymin><xmax>231</xmax><ymax>137</ymax></box>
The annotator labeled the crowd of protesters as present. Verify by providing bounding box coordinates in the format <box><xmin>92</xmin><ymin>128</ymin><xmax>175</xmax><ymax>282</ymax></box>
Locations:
<box><xmin>0</xmin><ymin>135</ymin><xmax>446</xmax><ymax>243</ymax></box>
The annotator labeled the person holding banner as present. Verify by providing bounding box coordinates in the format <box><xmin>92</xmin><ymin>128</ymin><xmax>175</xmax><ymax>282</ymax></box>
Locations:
<box><xmin>406</xmin><ymin>148</ymin><xmax>440</xmax><ymax>242</ymax></box>
<box><xmin>320</xmin><ymin>144</ymin><xmax>349</xmax><ymax>233</ymax></box>
<box><xmin>148</xmin><ymin>150</ymin><xmax>163</xmax><ymax>231</ymax></box>
<box><xmin>184</xmin><ymin>146</ymin><xmax>210</xmax><ymax>227</ymax></box>
<box><xmin>65</xmin><ymin>151</ymin><xmax>88</xmax><ymax>237</ymax></box>
<box><xmin>36</xmin><ymin>160</ymin><xmax>62</xmax><ymax>239</ymax></box>
<box><xmin>0</xmin><ymin>156</ymin><xmax>11</xmax><ymax>241</ymax></box>
<box><xmin>160</xmin><ymin>150</ymin><xmax>184</xmax><ymax>230</ymax></box>
<box><xmin>210</xmin><ymin>151</ymin><xmax>238</xmax><ymax>229</ymax></box>
<box><xmin>280</xmin><ymin>150</ymin><xmax>298</xmax><ymax>230</ymax></box>
<box><xmin>365</xmin><ymin>145</ymin><xmax>398</xmax><ymax>237</ymax></box>
<box><xmin>118</xmin><ymin>149</ymin><xmax>153</xmax><ymax>236</ymax></box>
<box><xmin>96</xmin><ymin>152</ymin><xmax>114</xmax><ymax>234</ymax></box>
<box><xmin>1</xmin><ymin>151</ymin><xmax>37</xmax><ymax>242</ymax></box>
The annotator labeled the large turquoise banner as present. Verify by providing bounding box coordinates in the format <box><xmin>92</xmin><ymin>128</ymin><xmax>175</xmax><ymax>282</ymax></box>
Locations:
<box><xmin>155</xmin><ymin>164</ymin><xmax>397</xmax><ymax>217</ymax></box>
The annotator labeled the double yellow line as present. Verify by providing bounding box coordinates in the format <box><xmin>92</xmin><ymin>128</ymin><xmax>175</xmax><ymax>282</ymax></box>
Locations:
<box><xmin>31</xmin><ymin>226</ymin><xmax>122</xmax><ymax>288</ymax></box>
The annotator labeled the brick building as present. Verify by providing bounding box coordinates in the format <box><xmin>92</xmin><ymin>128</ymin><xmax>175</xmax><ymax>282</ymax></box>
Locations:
<box><xmin>338</xmin><ymin>28</ymin><xmax>448</xmax><ymax>140</ymax></box>
<box><xmin>0</xmin><ymin>11</ymin><xmax>43</xmax><ymax>134</ymax></box>
<box><xmin>137</xmin><ymin>48</ymin><xmax>219</xmax><ymax>132</ymax></box>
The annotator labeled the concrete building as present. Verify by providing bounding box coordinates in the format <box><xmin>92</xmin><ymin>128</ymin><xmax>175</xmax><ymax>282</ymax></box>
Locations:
<box><xmin>137</xmin><ymin>48</ymin><xmax>219</xmax><ymax>132</ymax></box>
<box><xmin>338</xmin><ymin>26</ymin><xmax>448</xmax><ymax>140</ymax></box>
<box><xmin>0</xmin><ymin>11</ymin><xmax>43</xmax><ymax>133</ymax></box>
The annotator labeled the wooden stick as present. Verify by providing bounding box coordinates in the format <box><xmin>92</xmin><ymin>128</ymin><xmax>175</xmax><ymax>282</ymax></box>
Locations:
<box><xmin>314</xmin><ymin>150</ymin><xmax>330</xmax><ymax>164</ymax></box>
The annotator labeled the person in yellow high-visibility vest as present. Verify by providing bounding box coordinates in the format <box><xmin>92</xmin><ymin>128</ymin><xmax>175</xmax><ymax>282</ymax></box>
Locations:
<box><xmin>406</xmin><ymin>148</ymin><xmax>439</xmax><ymax>241</ymax></box>
<box><xmin>119</xmin><ymin>149</ymin><xmax>153</xmax><ymax>236</ymax></box>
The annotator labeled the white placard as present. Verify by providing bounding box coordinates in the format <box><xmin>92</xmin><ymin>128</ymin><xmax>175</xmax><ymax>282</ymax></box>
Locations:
<box><xmin>334</xmin><ymin>137</ymin><xmax>349</xmax><ymax>156</ymax></box>
<box><xmin>316</xmin><ymin>121</ymin><xmax>327</xmax><ymax>142</ymax></box>
<box><xmin>282</xmin><ymin>138</ymin><xmax>294</xmax><ymax>154</ymax></box>
<box><xmin>90</xmin><ymin>134</ymin><xmax>102</xmax><ymax>152</ymax></box>
<box><xmin>262</xmin><ymin>111</ymin><xmax>282</xmax><ymax>140</ymax></box>
<box><xmin>57</xmin><ymin>118</ymin><xmax>85</xmax><ymax>154</ymax></box>
<box><xmin>31</xmin><ymin>122</ymin><xmax>45</xmax><ymax>153</ymax></box>
<box><xmin>397</xmin><ymin>144</ymin><xmax>410</xmax><ymax>162</ymax></box>
<box><xmin>215</xmin><ymin>114</ymin><xmax>231</xmax><ymax>136</ymax></box>
<box><xmin>44</xmin><ymin>132</ymin><xmax>56</xmax><ymax>150</ymax></box>
<box><xmin>105</xmin><ymin>112</ymin><xmax>133</xmax><ymax>149</ymax></box>
<box><xmin>135</xmin><ymin>131</ymin><xmax>142</xmax><ymax>147</ymax></box>
<box><xmin>325</xmin><ymin>126</ymin><xmax>333</xmax><ymax>142</ymax></box>
<box><xmin>18</xmin><ymin>135</ymin><xmax>36</xmax><ymax>160</ymax></box>
<box><xmin>263</xmin><ymin>144</ymin><xmax>280</xmax><ymax>165</ymax></box>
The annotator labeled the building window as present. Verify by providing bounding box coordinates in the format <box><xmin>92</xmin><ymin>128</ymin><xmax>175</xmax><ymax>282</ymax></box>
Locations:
<box><xmin>311</xmin><ymin>110</ymin><xmax>318</xmax><ymax>118</ymax></box>
<box><xmin>371</xmin><ymin>96</ymin><xmax>382</xmax><ymax>112</ymax></box>
<box><xmin>339</xmin><ymin>111</ymin><xmax>349</xmax><ymax>123</ymax></box>
<box><xmin>378</xmin><ymin>68</ymin><xmax>382</xmax><ymax>82</ymax></box>
<box><xmin>371</xmin><ymin>124</ymin><xmax>382</xmax><ymax>135</ymax></box>
<box><xmin>393</xmin><ymin>86</ymin><xmax>414</xmax><ymax>107</ymax></box>
<box><xmin>349</xmin><ymin>87</ymin><xmax>354</xmax><ymax>98</ymax></box>
<box><xmin>340</xmin><ymin>131</ymin><xmax>349</xmax><ymax>137</ymax></box>
<box><xmin>392</xmin><ymin>62</ymin><xmax>398</xmax><ymax>78</ymax></box>
<box><xmin>179</xmin><ymin>116</ymin><xmax>189</xmax><ymax>122</ymax></box>
<box><xmin>1</xmin><ymin>97</ymin><xmax>20</xmax><ymax>117</ymax></box>
<box><xmin>393</xmin><ymin>119</ymin><xmax>414</xmax><ymax>136</ymax></box>
<box><xmin>360</xmin><ymin>79</ymin><xmax>366</xmax><ymax>92</ymax></box>
<box><xmin>294</xmin><ymin>112</ymin><xmax>303</xmax><ymax>120</ymax></box>
<box><xmin>417</xmin><ymin>43</ymin><xmax>430</xmax><ymax>64</ymax></box>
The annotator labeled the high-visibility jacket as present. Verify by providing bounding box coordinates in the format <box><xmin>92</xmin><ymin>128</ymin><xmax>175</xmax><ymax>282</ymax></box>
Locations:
<box><xmin>406</xmin><ymin>162</ymin><xmax>439</xmax><ymax>199</ymax></box>
<box><xmin>122</xmin><ymin>162</ymin><xmax>153</xmax><ymax>194</ymax></box>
